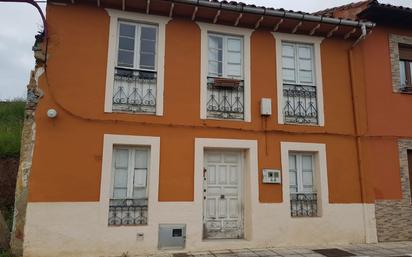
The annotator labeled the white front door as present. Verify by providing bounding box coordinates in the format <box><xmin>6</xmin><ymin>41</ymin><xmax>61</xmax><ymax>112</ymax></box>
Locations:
<box><xmin>203</xmin><ymin>150</ymin><xmax>243</xmax><ymax>239</ymax></box>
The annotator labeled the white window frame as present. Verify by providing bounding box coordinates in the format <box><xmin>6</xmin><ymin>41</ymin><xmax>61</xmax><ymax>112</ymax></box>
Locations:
<box><xmin>281</xmin><ymin>142</ymin><xmax>328</xmax><ymax>217</ymax></box>
<box><xmin>116</xmin><ymin>21</ymin><xmax>158</xmax><ymax>71</ymax></box>
<box><xmin>274</xmin><ymin>33</ymin><xmax>325</xmax><ymax>126</ymax></box>
<box><xmin>207</xmin><ymin>33</ymin><xmax>244</xmax><ymax>79</ymax></box>
<box><xmin>104</xmin><ymin>9</ymin><xmax>170</xmax><ymax>116</ymax></box>
<box><xmin>99</xmin><ymin>134</ymin><xmax>160</xmax><ymax>227</ymax></box>
<box><xmin>289</xmin><ymin>152</ymin><xmax>316</xmax><ymax>194</ymax></box>
<box><xmin>110</xmin><ymin>146</ymin><xmax>150</xmax><ymax>200</ymax></box>
<box><xmin>199</xmin><ymin>22</ymin><xmax>252</xmax><ymax>122</ymax></box>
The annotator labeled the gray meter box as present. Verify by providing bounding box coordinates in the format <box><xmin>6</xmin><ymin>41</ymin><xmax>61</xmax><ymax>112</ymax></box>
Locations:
<box><xmin>158</xmin><ymin>224</ymin><xmax>186</xmax><ymax>250</ymax></box>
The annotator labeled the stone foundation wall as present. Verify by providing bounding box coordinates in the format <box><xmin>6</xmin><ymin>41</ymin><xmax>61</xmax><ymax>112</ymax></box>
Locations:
<box><xmin>375</xmin><ymin>139</ymin><xmax>412</xmax><ymax>241</ymax></box>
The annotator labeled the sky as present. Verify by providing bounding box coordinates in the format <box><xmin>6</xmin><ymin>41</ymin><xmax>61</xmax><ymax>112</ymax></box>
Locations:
<box><xmin>0</xmin><ymin>0</ymin><xmax>411</xmax><ymax>100</ymax></box>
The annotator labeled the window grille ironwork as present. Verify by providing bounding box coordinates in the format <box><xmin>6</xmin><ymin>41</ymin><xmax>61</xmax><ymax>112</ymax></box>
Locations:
<box><xmin>112</xmin><ymin>67</ymin><xmax>157</xmax><ymax>113</ymax></box>
<box><xmin>108</xmin><ymin>198</ymin><xmax>148</xmax><ymax>226</ymax></box>
<box><xmin>290</xmin><ymin>193</ymin><xmax>318</xmax><ymax>217</ymax></box>
<box><xmin>206</xmin><ymin>77</ymin><xmax>244</xmax><ymax>120</ymax></box>
<box><xmin>283</xmin><ymin>84</ymin><xmax>318</xmax><ymax>124</ymax></box>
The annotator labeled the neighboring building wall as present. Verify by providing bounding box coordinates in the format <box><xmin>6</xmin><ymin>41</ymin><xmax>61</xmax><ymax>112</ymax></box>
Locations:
<box><xmin>23</xmin><ymin>4</ymin><xmax>378</xmax><ymax>257</ymax></box>
<box><xmin>361</xmin><ymin>27</ymin><xmax>412</xmax><ymax>242</ymax></box>
<box><xmin>375</xmin><ymin>140</ymin><xmax>412</xmax><ymax>241</ymax></box>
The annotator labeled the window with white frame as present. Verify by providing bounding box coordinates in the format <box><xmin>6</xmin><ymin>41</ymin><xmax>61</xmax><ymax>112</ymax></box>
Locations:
<box><xmin>108</xmin><ymin>146</ymin><xmax>149</xmax><ymax>226</ymax></box>
<box><xmin>206</xmin><ymin>33</ymin><xmax>245</xmax><ymax>120</ymax></box>
<box><xmin>289</xmin><ymin>152</ymin><xmax>318</xmax><ymax>217</ymax></box>
<box><xmin>112</xmin><ymin>21</ymin><xmax>158</xmax><ymax>113</ymax></box>
<box><xmin>281</xmin><ymin>42</ymin><xmax>318</xmax><ymax>125</ymax></box>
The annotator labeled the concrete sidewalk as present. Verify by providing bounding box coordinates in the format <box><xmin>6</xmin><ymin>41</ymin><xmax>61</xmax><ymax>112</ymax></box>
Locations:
<box><xmin>147</xmin><ymin>241</ymin><xmax>412</xmax><ymax>257</ymax></box>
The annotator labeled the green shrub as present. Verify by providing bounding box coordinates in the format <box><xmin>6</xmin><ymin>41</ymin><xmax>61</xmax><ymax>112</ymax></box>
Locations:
<box><xmin>0</xmin><ymin>101</ymin><xmax>25</xmax><ymax>157</ymax></box>
<box><xmin>0</xmin><ymin>249</ymin><xmax>14</xmax><ymax>257</ymax></box>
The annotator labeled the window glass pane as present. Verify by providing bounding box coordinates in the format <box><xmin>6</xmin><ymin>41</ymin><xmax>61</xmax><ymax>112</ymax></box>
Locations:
<box><xmin>140</xmin><ymin>39</ymin><xmax>155</xmax><ymax>53</ymax></box>
<box><xmin>283</xmin><ymin>68</ymin><xmax>296</xmax><ymax>82</ymax></box>
<box><xmin>410</xmin><ymin>62</ymin><xmax>412</xmax><ymax>83</ymax></box>
<box><xmin>227</xmin><ymin>52</ymin><xmax>241</xmax><ymax>64</ymax></box>
<box><xmin>302</xmin><ymin>171</ymin><xmax>313</xmax><ymax>187</ymax></box>
<box><xmin>140</xmin><ymin>53</ymin><xmax>155</xmax><ymax>70</ymax></box>
<box><xmin>400</xmin><ymin>61</ymin><xmax>406</xmax><ymax>85</ymax></box>
<box><xmin>289</xmin><ymin>186</ymin><xmax>298</xmax><ymax>193</ymax></box>
<box><xmin>119</xmin><ymin>37</ymin><xmax>135</xmax><ymax>51</ymax></box>
<box><xmin>133</xmin><ymin>169</ymin><xmax>147</xmax><ymax>187</ymax></box>
<box><xmin>289</xmin><ymin>154</ymin><xmax>296</xmax><ymax>170</ymax></box>
<box><xmin>208</xmin><ymin>61</ymin><xmax>222</xmax><ymax>76</ymax></box>
<box><xmin>299</xmin><ymin>71</ymin><xmax>313</xmax><ymax>84</ymax></box>
<box><xmin>114</xmin><ymin>149</ymin><xmax>129</xmax><ymax>168</ymax></box>
<box><xmin>227</xmin><ymin>38</ymin><xmax>241</xmax><ymax>52</ymax></box>
<box><xmin>114</xmin><ymin>169</ymin><xmax>128</xmax><ymax>187</ymax></box>
<box><xmin>299</xmin><ymin>59</ymin><xmax>312</xmax><ymax>71</ymax></box>
<box><xmin>113</xmin><ymin>188</ymin><xmax>127</xmax><ymax>199</ymax></box>
<box><xmin>282</xmin><ymin>44</ymin><xmax>295</xmax><ymax>57</ymax></box>
<box><xmin>298</xmin><ymin>46</ymin><xmax>312</xmax><ymax>59</ymax></box>
<box><xmin>226</xmin><ymin>64</ymin><xmax>241</xmax><ymax>77</ymax></box>
<box><xmin>118</xmin><ymin>50</ymin><xmax>134</xmax><ymax>67</ymax></box>
<box><xmin>208</xmin><ymin>48</ymin><xmax>220</xmax><ymax>62</ymax></box>
<box><xmin>208</xmin><ymin>35</ymin><xmax>223</xmax><ymax>76</ymax></box>
<box><xmin>302</xmin><ymin>155</ymin><xmax>313</xmax><ymax>170</ymax></box>
<box><xmin>141</xmin><ymin>26</ymin><xmax>156</xmax><ymax>40</ymax></box>
<box><xmin>283</xmin><ymin>57</ymin><xmax>295</xmax><ymax>69</ymax></box>
<box><xmin>289</xmin><ymin>170</ymin><xmax>297</xmax><ymax>186</ymax></box>
<box><xmin>135</xmin><ymin>149</ymin><xmax>148</xmax><ymax>168</ymax></box>
<box><xmin>133</xmin><ymin>187</ymin><xmax>147</xmax><ymax>199</ymax></box>
<box><xmin>209</xmin><ymin>35</ymin><xmax>223</xmax><ymax>50</ymax></box>
<box><xmin>119</xmin><ymin>23</ymin><xmax>135</xmax><ymax>38</ymax></box>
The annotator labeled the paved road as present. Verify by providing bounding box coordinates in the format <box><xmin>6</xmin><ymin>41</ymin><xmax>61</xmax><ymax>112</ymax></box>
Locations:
<box><xmin>144</xmin><ymin>241</ymin><xmax>412</xmax><ymax>257</ymax></box>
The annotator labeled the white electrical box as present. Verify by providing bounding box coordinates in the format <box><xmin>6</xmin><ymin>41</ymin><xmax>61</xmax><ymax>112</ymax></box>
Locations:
<box><xmin>260</xmin><ymin>98</ymin><xmax>272</xmax><ymax>116</ymax></box>
<box><xmin>263</xmin><ymin>169</ymin><xmax>281</xmax><ymax>184</ymax></box>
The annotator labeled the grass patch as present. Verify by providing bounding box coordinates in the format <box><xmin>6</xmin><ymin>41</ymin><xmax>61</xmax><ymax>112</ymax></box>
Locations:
<box><xmin>0</xmin><ymin>101</ymin><xmax>25</xmax><ymax>158</ymax></box>
<box><xmin>0</xmin><ymin>249</ymin><xmax>14</xmax><ymax>257</ymax></box>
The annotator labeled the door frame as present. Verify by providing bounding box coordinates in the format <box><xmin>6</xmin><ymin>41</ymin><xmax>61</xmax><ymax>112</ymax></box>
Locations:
<box><xmin>195</xmin><ymin>138</ymin><xmax>258</xmax><ymax>242</ymax></box>
<box><xmin>203</xmin><ymin>149</ymin><xmax>245</xmax><ymax>239</ymax></box>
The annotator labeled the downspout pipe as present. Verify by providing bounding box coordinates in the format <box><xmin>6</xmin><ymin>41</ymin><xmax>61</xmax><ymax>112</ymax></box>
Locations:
<box><xmin>169</xmin><ymin>0</ymin><xmax>375</xmax><ymax>29</ymax></box>
<box><xmin>0</xmin><ymin>0</ymin><xmax>47</xmax><ymax>38</ymax></box>
<box><xmin>347</xmin><ymin>24</ymin><xmax>376</xmax><ymax>242</ymax></box>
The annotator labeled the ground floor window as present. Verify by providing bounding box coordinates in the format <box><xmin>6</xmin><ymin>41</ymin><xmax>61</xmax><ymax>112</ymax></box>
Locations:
<box><xmin>108</xmin><ymin>146</ymin><xmax>149</xmax><ymax>226</ymax></box>
<box><xmin>289</xmin><ymin>152</ymin><xmax>318</xmax><ymax>217</ymax></box>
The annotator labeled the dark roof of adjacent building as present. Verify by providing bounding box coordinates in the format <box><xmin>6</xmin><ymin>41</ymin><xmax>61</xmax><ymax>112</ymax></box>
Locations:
<box><xmin>314</xmin><ymin>0</ymin><xmax>412</xmax><ymax>27</ymax></box>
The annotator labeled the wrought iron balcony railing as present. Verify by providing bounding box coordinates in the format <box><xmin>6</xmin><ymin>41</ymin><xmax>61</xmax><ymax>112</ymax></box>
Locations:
<box><xmin>112</xmin><ymin>67</ymin><xmax>157</xmax><ymax>113</ymax></box>
<box><xmin>290</xmin><ymin>193</ymin><xmax>318</xmax><ymax>217</ymax></box>
<box><xmin>283</xmin><ymin>84</ymin><xmax>318</xmax><ymax>125</ymax></box>
<box><xmin>206</xmin><ymin>77</ymin><xmax>244</xmax><ymax>120</ymax></box>
<box><xmin>108</xmin><ymin>198</ymin><xmax>148</xmax><ymax>226</ymax></box>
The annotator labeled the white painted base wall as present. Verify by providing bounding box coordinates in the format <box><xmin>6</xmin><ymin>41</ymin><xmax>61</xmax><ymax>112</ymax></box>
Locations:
<box><xmin>24</xmin><ymin>202</ymin><xmax>377</xmax><ymax>257</ymax></box>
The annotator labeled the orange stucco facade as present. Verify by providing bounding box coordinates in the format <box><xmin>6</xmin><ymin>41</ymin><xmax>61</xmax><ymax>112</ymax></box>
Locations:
<box><xmin>360</xmin><ymin>26</ymin><xmax>412</xmax><ymax>200</ymax></box>
<box><xmin>27</xmin><ymin>3</ymin><xmax>380</xmax><ymax>205</ymax></box>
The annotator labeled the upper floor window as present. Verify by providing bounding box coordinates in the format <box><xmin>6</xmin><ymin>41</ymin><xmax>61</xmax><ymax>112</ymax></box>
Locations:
<box><xmin>399</xmin><ymin>44</ymin><xmax>412</xmax><ymax>89</ymax></box>
<box><xmin>112</xmin><ymin>21</ymin><xmax>158</xmax><ymax>114</ymax></box>
<box><xmin>206</xmin><ymin>33</ymin><xmax>245</xmax><ymax>120</ymax></box>
<box><xmin>389</xmin><ymin>34</ymin><xmax>412</xmax><ymax>93</ymax></box>
<box><xmin>274</xmin><ymin>33</ymin><xmax>324</xmax><ymax>126</ymax></box>
<box><xmin>109</xmin><ymin>146</ymin><xmax>149</xmax><ymax>226</ymax></box>
<box><xmin>282</xmin><ymin>42</ymin><xmax>318</xmax><ymax>125</ymax></box>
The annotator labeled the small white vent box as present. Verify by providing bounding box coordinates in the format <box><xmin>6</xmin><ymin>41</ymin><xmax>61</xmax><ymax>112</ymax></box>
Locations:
<box><xmin>263</xmin><ymin>169</ymin><xmax>281</xmax><ymax>184</ymax></box>
<box><xmin>260</xmin><ymin>98</ymin><xmax>272</xmax><ymax>116</ymax></box>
